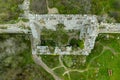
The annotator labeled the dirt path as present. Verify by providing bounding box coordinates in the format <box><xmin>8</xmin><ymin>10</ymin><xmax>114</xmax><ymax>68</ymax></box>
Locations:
<box><xmin>52</xmin><ymin>66</ymin><xmax>63</xmax><ymax>70</ymax></box>
<box><xmin>98</xmin><ymin>42</ymin><xmax>116</xmax><ymax>55</ymax></box>
<box><xmin>32</xmin><ymin>54</ymin><xmax>61</xmax><ymax>80</ymax></box>
<box><xmin>59</xmin><ymin>55</ymin><xmax>71</xmax><ymax>80</ymax></box>
<box><xmin>22</xmin><ymin>0</ymin><xmax>61</xmax><ymax>79</ymax></box>
<box><xmin>46</xmin><ymin>0</ymin><xmax>59</xmax><ymax>14</ymax></box>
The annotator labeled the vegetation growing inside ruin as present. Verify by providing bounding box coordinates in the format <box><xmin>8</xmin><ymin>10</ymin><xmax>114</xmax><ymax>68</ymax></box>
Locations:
<box><xmin>41</xmin><ymin>24</ymin><xmax>69</xmax><ymax>47</ymax></box>
<box><xmin>41</xmin><ymin>29</ymin><xmax>69</xmax><ymax>46</ymax></box>
<box><xmin>40</xmin><ymin>33</ymin><xmax>120</xmax><ymax>80</ymax></box>
<box><xmin>69</xmin><ymin>38</ymin><xmax>84</xmax><ymax>50</ymax></box>
<box><xmin>41</xmin><ymin>23</ymin><xmax>84</xmax><ymax>52</ymax></box>
<box><xmin>0</xmin><ymin>0</ymin><xmax>24</xmax><ymax>24</ymax></box>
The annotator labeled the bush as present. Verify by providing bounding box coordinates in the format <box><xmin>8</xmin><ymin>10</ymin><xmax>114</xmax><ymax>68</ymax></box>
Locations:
<box><xmin>69</xmin><ymin>38</ymin><xmax>84</xmax><ymax>49</ymax></box>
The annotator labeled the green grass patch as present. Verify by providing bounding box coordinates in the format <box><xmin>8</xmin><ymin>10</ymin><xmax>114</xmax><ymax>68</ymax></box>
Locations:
<box><xmin>70</xmin><ymin>71</ymin><xmax>87</xmax><ymax>80</ymax></box>
<box><xmin>0</xmin><ymin>0</ymin><xmax>24</xmax><ymax>24</ymax></box>
<box><xmin>86</xmin><ymin>33</ymin><xmax>120</xmax><ymax>80</ymax></box>
<box><xmin>91</xmin><ymin>0</ymin><xmax>120</xmax><ymax>22</ymax></box>
<box><xmin>41</xmin><ymin>55</ymin><xmax>60</xmax><ymax>68</ymax></box>
<box><xmin>86</xmin><ymin>42</ymin><xmax>103</xmax><ymax>64</ymax></box>
<box><xmin>54</xmin><ymin>67</ymin><xmax>65</xmax><ymax>79</ymax></box>
<box><xmin>48</xmin><ymin>0</ymin><xmax>88</xmax><ymax>14</ymax></box>
<box><xmin>63</xmin><ymin>55</ymin><xmax>86</xmax><ymax>69</ymax></box>
<box><xmin>98</xmin><ymin>34</ymin><xmax>120</xmax><ymax>53</ymax></box>
<box><xmin>87</xmin><ymin>49</ymin><xmax>120</xmax><ymax>80</ymax></box>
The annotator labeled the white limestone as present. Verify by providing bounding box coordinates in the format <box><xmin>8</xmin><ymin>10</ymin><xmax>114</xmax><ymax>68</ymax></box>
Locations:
<box><xmin>0</xmin><ymin>0</ymin><xmax>120</xmax><ymax>55</ymax></box>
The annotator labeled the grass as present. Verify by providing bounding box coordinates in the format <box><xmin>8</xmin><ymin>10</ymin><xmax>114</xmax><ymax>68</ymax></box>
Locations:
<box><xmin>41</xmin><ymin>28</ymin><xmax>84</xmax><ymax>52</ymax></box>
<box><xmin>91</xmin><ymin>0</ymin><xmax>120</xmax><ymax>22</ymax></box>
<box><xmin>41</xmin><ymin>27</ymin><xmax>69</xmax><ymax>46</ymax></box>
<box><xmin>63</xmin><ymin>55</ymin><xmax>86</xmax><ymax>69</ymax></box>
<box><xmin>87</xmin><ymin>50</ymin><xmax>120</xmax><ymax>80</ymax></box>
<box><xmin>0</xmin><ymin>34</ymin><xmax>54</xmax><ymax>80</ymax></box>
<box><xmin>54</xmin><ymin>67</ymin><xmax>65</xmax><ymax>79</ymax></box>
<box><xmin>48</xmin><ymin>0</ymin><xmax>120</xmax><ymax>22</ymax></box>
<box><xmin>40</xmin><ymin>55</ymin><xmax>60</xmax><ymax>68</ymax></box>
<box><xmin>62</xmin><ymin>56</ymin><xmax>73</xmax><ymax>68</ymax></box>
<box><xmin>98</xmin><ymin>34</ymin><xmax>120</xmax><ymax>53</ymax></box>
<box><xmin>86</xmin><ymin>42</ymin><xmax>103</xmax><ymax>64</ymax></box>
<box><xmin>18</xmin><ymin>50</ymin><xmax>34</xmax><ymax>67</ymax></box>
<box><xmin>40</xmin><ymin>33</ymin><xmax>120</xmax><ymax>80</ymax></box>
<box><xmin>29</xmin><ymin>33</ymin><xmax>120</xmax><ymax>80</ymax></box>
<box><xmin>86</xmin><ymin>34</ymin><xmax>120</xmax><ymax>80</ymax></box>
<box><xmin>0</xmin><ymin>0</ymin><xmax>24</xmax><ymax>24</ymax></box>
<box><xmin>48</xmin><ymin>0</ymin><xmax>88</xmax><ymax>14</ymax></box>
<box><xmin>87</xmin><ymin>50</ymin><xmax>112</xmax><ymax>80</ymax></box>
<box><xmin>70</xmin><ymin>71</ymin><xmax>87</xmax><ymax>80</ymax></box>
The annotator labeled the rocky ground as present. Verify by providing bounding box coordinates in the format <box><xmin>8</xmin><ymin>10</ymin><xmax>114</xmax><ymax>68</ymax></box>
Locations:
<box><xmin>0</xmin><ymin>34</ymin><xmax>53</xmax><ymax>80</ymax></box>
